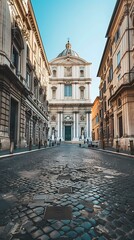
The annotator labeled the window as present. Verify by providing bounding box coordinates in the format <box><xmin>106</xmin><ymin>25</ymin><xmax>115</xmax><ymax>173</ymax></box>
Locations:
<box><xmin>64</xmin><ymin>67</ymin><xmax>72</xmax><ymax>77</ymax></box>
<box><xmin>12</xmin><ymin>46</ymin><xmax>19</xmax><ymax>73</ymax></box>
<box><xmin>52</xmin><ymin>89</ymin><xmax>56</xmax><ymax>99</ymax></box>
<box><xmin>34</xmin><ymin>79</ymin><xmax>38</xmax><ymax>99</ymax></box>
<box><xmin>52</xmin><ymin>69</ymin><xmax>57</xmax><ymax>77</ymax></box>
<box><xmin>119</xmin><ymin>115</ymin><xmax>123</xmax><ymax>137</ymax></box>
<box><xmin>117</xmin><ymin>51</ymin><xmax>121</xmax><ymax>67</ymax></box>
<box><xmin>118</xmin><ymin>74</ymin><xmax>121</xmax><ymax>81</ymax></box>
<box><xmin>34</xmin><ymin>42</ymin><xmax>37</xmax><ymax>53</ymax></box>
<box><xmin>104</xmin><ymin>101</ymin><xmax>107</xmax><ymax>112</ymax></box>
<box><xmin>80</xmin><ymin>67</ymin><xmax>84</xmax><ymax>77</ymax></box>
<box><xmin>115</xmin><ymin>27</ymin><xmax>120</xmax><ymax>43</ymax></box>
<box><xmin>11</xmin><ymin>25</ymin><xmax>24</xmax><ymax>75</ymax></box>
<box><xmin>26</xmin><ymin>45</ymin><xmax>30</xmax><ymax>59</ymax></box>
<box><xmin>96</xmin><ymin>114</ymin><xmax>99</xmax><ymax>123</ymax></box>
<box><xmin>109</xmin><ymin>65</ymin><xmax>113</xmax><ymax>82</ymax></box>
<box><xmin>80</xmin><ymin>89</ymin><xmax>84</xmax><ymax>99</ymax></box>
<box><xmin>64</xmin><ymin>85</ymin><xmax>72</xmax><ymax>97</ymax></box>
<box><xmin>26</xmin><ymin>66</ymin><xmax>31</xmax><ymax>89</ymax></box>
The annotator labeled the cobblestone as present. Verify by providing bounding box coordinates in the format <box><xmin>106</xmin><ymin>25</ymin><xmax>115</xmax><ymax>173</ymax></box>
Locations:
<box><xmin>0</xmin><ymin>144</ymin><xmax>134</xmax><ymax>239</ymax></box>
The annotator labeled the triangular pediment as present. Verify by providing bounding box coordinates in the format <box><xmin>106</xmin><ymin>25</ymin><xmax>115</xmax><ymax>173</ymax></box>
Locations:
<box><xmin>50</xmin><ymin>56</ymin><xmax>90</xmax><ymax>66</ymax></box>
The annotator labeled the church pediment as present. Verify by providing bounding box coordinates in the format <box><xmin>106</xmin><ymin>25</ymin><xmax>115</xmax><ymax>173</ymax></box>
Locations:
<box><xmin>50</xmin><ymin>56</ymin><xmax>89</xmax><ymax>66</ymax></box>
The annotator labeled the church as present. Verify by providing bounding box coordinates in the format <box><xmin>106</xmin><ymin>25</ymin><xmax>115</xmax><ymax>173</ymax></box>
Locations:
<box><xmin>47</xmin><ymin>41</ymin><xmax>92</xmax><ymax>142</ymax></box>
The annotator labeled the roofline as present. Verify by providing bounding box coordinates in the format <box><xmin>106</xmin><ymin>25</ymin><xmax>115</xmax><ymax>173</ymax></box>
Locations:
<box><xmin>97</xmin><ymin>0</ymin><xmax>121</xmax><ymax>77</ymax></box>
<box><xmin>29</xmin><ymin>0</ymin><xmax>51</xmax><ymax>75</ymax></box>
<box><xmin>97</xmin><ymin>38</ymin><xmax>110</xmax><ymax>77</ymax></box>
<box><xmin>49</xmin><ymin>55</ymin><xmax>91</xmax><ymax>65</ymax></box>
<box><xmin>106</xmin><ymin>0</ymin><xmax>120</xmax><ymax>37</ymax></box>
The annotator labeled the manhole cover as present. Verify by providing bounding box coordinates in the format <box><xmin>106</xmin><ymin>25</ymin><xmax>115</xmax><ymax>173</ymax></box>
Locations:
<box><xmin>44</xmin><ymin>206</ymin><xmax>72</xmax><ymax>220</ymax></box>
<box><xmin>59</xmin><ymin>187</ymin><xmax>72</xmax><ymax>194</ymax></box>
<box><xmin>58</xmin><ymin>174</ymin><xmax>71</xmax><ymax>180</ymax></box>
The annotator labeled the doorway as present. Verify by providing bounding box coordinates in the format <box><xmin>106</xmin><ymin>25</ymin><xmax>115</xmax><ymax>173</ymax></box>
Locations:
<box><xmin>65</xmin><ymin>126</ymin><xmax>71</xmax><ymax>141</ymax></box>
<box><xmin>10</xmin><ymin>98</ymin><xmax>18</xmax><ymax>148</ymax></box>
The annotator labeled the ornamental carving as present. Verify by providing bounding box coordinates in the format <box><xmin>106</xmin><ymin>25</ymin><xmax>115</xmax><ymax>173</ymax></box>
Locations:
<box><xmin>80</xmin><ymin>115</ymin><xmax>85</xmax><ymax>121</ymax></box>
<box><xmin>22</xmin><ymin>22</ymin><xmax>30</xmax><ymax>40</ymax></box>
<box><xmin>51</xmin><ymin>115</ymin><xmax>56</xmax><ymax>121</ymax></box>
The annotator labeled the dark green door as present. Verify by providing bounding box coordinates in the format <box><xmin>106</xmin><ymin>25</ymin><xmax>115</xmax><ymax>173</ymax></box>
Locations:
<box><xmin>65</xmin><ymin>126</ymin><xmax>71</xmax><ymax>141</ymax></box>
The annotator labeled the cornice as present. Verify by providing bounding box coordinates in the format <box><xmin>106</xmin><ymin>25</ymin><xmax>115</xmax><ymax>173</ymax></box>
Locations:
<box><xmin>28</xmin><ymin>0</ymin><xmax>51</xmax><ymax>75</ymax></box>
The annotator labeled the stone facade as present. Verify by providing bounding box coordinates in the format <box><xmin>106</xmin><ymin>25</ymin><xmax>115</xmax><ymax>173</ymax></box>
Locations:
<box><xmin>97</xmin><ymin>0</ymin><xmax>134</xmax><ymax>150</ymax></box>
<box><xmin>48</xmin><ymin>41</ymin><xmax>92</xmax><ymax>142</ymax></box>
<box><xmin>0</xmin><ymin>0</ymin><xmax>50</xmax><ymax>150</ymax></box>
<box><xmin>92</xmin><ymin>97</ymin><xmax>100</xmax><ymax>142</ymax></box>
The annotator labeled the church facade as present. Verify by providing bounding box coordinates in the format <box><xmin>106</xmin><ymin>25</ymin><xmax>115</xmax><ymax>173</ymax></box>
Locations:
<box><xmin>48</xmin><ymin>41</ymin><xmax>92</xmax><ymax>142</ymax></box>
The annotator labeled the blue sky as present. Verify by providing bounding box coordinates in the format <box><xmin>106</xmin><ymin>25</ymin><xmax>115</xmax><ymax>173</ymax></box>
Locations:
<box><xmin>31</xmin><ymin>0</ymin><xmax>116</xmax><ymax>102</ymax></box>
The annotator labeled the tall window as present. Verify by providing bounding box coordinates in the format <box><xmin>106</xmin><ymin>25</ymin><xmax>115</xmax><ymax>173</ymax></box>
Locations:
<box><xmin>52</xmin><ymin>89</ymin><xmax>56</xmax><ymax>99</ymax></box>
<box><xmin>26</xmin><ymin>66</ymin><xmax>31</xmax><ymax>89</ymax></box>
<box><xmin>115</xmin><ymin>27</ymin><xmax>120</xmax><ymax>43</ymax></box>
<box><xmin>64</xmin><ymin>85</ymin><xmax>72</xmax><ymax>97</ymax></box>
<box><xmin>119</xmin><ymin>115</ymin><xmax>123</xmax><ymax>138</ymax></box>
<box><xmin>12</xmin><ymin>46</ymin><xmax>19</xmax><ymax>73</ymax></box>
<box><xmin>52</xmin><ymin>69</ymin><xmax>57</xmax><ymax>77</ymax></box>
<box><xmin>117</xmin><ymin>51</ymin><xmax>121</xmax><ymax>67</ymax></box>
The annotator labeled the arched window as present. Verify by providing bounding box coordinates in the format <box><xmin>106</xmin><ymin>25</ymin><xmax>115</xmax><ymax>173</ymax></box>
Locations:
<box><xmin>52</xmin><ymin>69</ymin><xmax>57</xmax><ymax>77</ymax></box>
<box><xmin>80</xmin><ymin>67</ymin><xmax>85</xmax><ymax>77</ymax></box>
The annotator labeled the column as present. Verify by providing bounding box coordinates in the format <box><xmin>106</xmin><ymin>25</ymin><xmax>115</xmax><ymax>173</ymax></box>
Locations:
<box><xmin>58</xmin><ymin>113</ymin><xmax>60</xmax><ymax>138</ymax></box>
<box><xmin>86</xmin><ymin>83</ymin><xmax>88</xmax><ymax>99</ymax></box>
<box><xmin>61</xmin><ymin>112</ymin><xmax>63</xmax><ymax>139</ymax></box>
<box><xmin>74</xmin><ymin>113</ymin><xmax>75</xmax><ymax>138</ymax></box>
<box><xmin>86</xmin><ymin>113</ymin><xmax>89</xmax><ymax>139</ymax></box>
<box><xmin>77</xmin><ymin>113</ymin><xmax>79</xmax><ymax>138</ymax></box>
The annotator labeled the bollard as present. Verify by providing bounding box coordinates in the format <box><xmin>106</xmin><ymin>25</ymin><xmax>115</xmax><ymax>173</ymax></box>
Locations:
<box><xmin>10</xmin><ymin>141</ymin><xmax>14</xmax><ymax>154</ymax></box>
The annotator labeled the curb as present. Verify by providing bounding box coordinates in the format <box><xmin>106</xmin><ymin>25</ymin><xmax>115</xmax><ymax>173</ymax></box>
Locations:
<box><xmin>90</xmin><ymin>147</ymin><xmax>134</xmax><ymax>158</ymax></box>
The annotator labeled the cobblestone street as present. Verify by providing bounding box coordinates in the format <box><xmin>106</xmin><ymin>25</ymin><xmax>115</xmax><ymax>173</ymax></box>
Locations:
<box><xmin>0</xmin><ymin>144</ymin><xmax>134</xmax><ymax>240</ymax></box>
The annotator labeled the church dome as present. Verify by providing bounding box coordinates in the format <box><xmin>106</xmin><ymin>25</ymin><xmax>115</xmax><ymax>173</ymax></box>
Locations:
<box><xmin>57</xmin><ymin>41</ymin><xmax>79</xmax><ymax>58</ymax></box>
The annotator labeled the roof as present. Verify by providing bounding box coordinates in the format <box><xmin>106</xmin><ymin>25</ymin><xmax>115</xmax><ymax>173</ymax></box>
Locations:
<box><xmin>57</xmin><ymin>41</ymin><xmax>79</xmax><ymax>58</ymax></box>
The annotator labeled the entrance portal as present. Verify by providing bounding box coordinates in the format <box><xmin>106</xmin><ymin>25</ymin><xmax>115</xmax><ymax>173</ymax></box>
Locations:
<box><xmin>10</xmin><ymin>98</ymin><xmax>18</xmax><ymax>148</ymax></box>
<box><xmin>65</xmin><ymin>126</ymin><xmax>71</xmax><ymax>141</ymax></box>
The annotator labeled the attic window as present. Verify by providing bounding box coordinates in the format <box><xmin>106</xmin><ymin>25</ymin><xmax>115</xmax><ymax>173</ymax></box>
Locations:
<box><xmin>80</xmin><ymin>67</ymin><xmax>84</xmax><ymax>77</ymax></box>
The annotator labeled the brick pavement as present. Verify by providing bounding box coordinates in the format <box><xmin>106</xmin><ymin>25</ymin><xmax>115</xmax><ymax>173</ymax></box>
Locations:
<box><xmin>0</xmin><ymin>144</ymin><xmax>134</xmax><ymax>240</ymax></box>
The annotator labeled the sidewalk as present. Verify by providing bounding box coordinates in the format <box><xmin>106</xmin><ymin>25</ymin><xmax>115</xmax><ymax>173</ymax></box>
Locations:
<box><xmin>89</xmin><ymin>145</ymin><xmax>134</xmax><ymax>158</ymax></box>
<box><xmin>0</xmin><ymin>144</ymin><xmax>57</xmax><ymax>159</ymax></box>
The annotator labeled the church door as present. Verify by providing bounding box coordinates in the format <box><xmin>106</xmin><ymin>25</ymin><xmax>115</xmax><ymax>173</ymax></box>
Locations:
<box><xmin>65</xmin><ymin>126</ymin><xmax>71</xmax><ymax>141</ymax></box>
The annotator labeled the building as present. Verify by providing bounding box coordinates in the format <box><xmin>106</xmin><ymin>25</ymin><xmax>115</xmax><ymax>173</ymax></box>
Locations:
<box><xmin>48</xmin><ymin>41</ymin><xmax>92</xmax><ymax>142</ymax></box>
<box><xmin>97</xmin><ymin>0</ymin><xmax>134</xmax><ymax>150</ymax></box>
<box><xmin>92</xmin><ymin>97</ymin><xmax>100</xmax><ymax>143</ymax></box>
<box><xmin>0</xmin><ymin>0</ymin><xmax>50</xmax><ymax>150</ymax></box>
